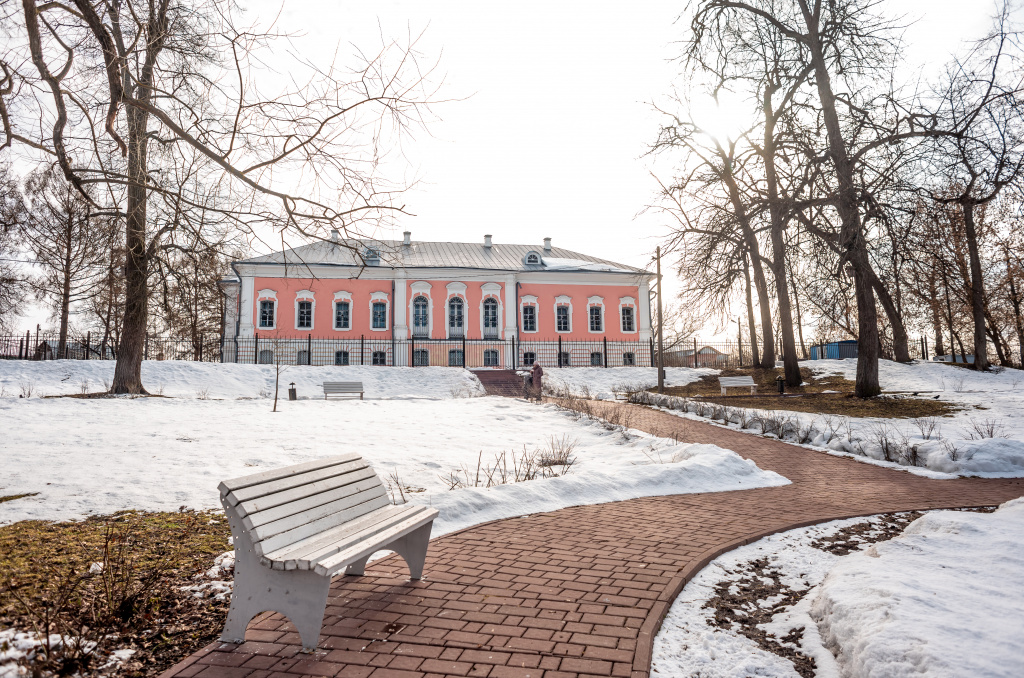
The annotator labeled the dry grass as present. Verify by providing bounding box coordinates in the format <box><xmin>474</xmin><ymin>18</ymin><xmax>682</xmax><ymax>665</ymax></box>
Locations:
<box><xmin>657</xmin><ymin>367</ymin><xmax>960</xmax><ymax>419</ymax></box>
<box><xmin>1</xmin><ymin>510</ymin><xmax>231</xmax><ymax>677</ymax></box>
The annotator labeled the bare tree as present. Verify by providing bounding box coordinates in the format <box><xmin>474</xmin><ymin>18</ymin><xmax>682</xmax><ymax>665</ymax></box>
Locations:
<box><xmin>0</xmin><ymin>164</ymin><xmax>27</xmax><ymax>332</ymax></box>
<box><xmin>3</xmin><ymin>0</ymin><xmax>439</xmax><ymax>392</ymax></box>
<box><xmin>18</xmin><ymin>165</ymin><xmax>109</xmax><ymax>356</ymax></box>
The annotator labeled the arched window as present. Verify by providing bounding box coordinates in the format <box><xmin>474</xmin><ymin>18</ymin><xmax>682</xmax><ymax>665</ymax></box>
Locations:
<box><xmin>483</xmin><ymin>298</ymin><xmax>499</xmax><ymax>338</ymax></box>
<box><xmin>622</xmin><ymin>352</ymin><xmax>636</xmax><ymax>366</ymax></box>
<box><xmin>258</xmin><ymin>349</ymin><xmax>274</xmax><ymax>364</ymax></box>
<box><xmin>372</xmin><ymin>350</ymin><xmax>387</xmax><ymax>366</ymax></box>
<box><xmin>335</xmin><ymin>350</ymin><xmax>349</xmax><ymax>366</ymax></box>
<box><xmin>522</xmin><ymin>351</ymin><xmax>536</xmax><ymax>366</ymax></box>
<box><xmin>448</xmin><ymin>297</ymin><xmax>464</xmax><ymax>337</ymax></box>
<box><xmin>484</xmin><ymin>349</ymin><xmax>499</xmax><ymax>366</ymax></box>
<box><xmin>590</xmin><ymin>351</ymin><xmax>603</xmax><ymax>366</ymax></box>
<box><xmin>412</xmin><ymin>296</ymin><xmax>429</xmax><ymax>337</ymax></box>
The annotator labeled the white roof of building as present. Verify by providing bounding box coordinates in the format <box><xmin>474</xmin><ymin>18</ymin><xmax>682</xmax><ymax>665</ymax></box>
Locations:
<box><xmin>235</xmin><ymin>238</ymin><xmax>651</xmax><ymax>276</ymax></box>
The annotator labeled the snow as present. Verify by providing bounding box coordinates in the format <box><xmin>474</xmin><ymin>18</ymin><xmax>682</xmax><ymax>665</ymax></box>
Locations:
<box><xmin>0</xmin><ymin>360</ymin><xmax>485</xmax><ymax>400</ymax></box>
<box><xmin>0</xmin><ymin>362</ymin><xmax>787</xmax><ymax>526</ymax></box>
<box><xmin>812</xmin><ymin>498</ymin><xmax>1024</xmax><ymax>678</ymax></box>
<box><xmin>540</xmin><ymin>257</ymin><xmax>629</xmax><ymax>272</ymax></box>
<box><xmin>644</xmin><ymin>359</ymin><xmax>1024</xmax><ymax>477</ymax></box>
<box><xmin>542</xmin><ymin>366</ymin><xmax>717</xmax><ymax>400</ymax></box>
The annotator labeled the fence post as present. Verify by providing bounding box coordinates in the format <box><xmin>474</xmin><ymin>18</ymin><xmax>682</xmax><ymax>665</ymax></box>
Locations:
<box><xmin>85</xmin><ymin>332</ymin><xmax>90</xmax><ymax>360</ymax></box>
<box><xmin>307</xmin><ymin>333</ymin><xmax>312</xmax><ymax>365</ymax></box>
<box><xmin>254</xmin><ymin>333</ymin><xmax>259</xmax><ymax>364</ymax></box>
<box><xmin>649</xmin><ymin>337</ymin><xmax>654</xmax><ymax>367</ymax></box>
<box><xmin>411</xmin><ymin>335</ymin><xmax>415</xmax><ymax>367</ymax></box>
<box><xmin>361</xmin><ymin>335</ymin><xmax>365</xmax><ymax>365</ymax></box>
<box><xmin>923</xmin><ymin>335</ymin><xmax>929</xmax><ymax>361</ymax></box>
<box><xmin>603</xmin><ymin>336</ymin><xmax>608</xmax><ymax>367</ymax></box>
<box><xmin>462</xmin><ymin>335</ymin><xmax>467</xmax><ymax>367</ymax></box>
<box><xmin>198</xmin><ymin>334</ymin><xmax>204</xmax><ymax>362</ymax></box>
<box><xmin>18</xmin><ymin>337</ymin><xmax>24</xmax><ymax>360</ymax></box>
<box><xmin>558</xmin><ymin>335</ymin><xmax>562</xmax><ymax>367</ymax></box>
<box><xmin>512</xmin><ymin>337</ymin><xmax>516</xmax><ymax>369</ymax></box>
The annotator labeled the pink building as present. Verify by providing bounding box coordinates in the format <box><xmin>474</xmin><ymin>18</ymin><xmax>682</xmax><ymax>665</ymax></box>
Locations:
<box><xmin>219</xmin><ymin>232</ymin><xmax>654</xmax><ymax>368</ymax></box>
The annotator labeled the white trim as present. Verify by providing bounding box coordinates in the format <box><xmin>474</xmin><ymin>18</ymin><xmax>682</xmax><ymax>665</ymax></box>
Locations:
<box><xmin>294</xmin><ymin>290</ymin><xmax>315</xmax><ymax>331</ymax></box>
<box><xmin>409</xmin><ymin>290</ymin><xmax>433</xmax><ymax>338</ymax></box>
<box><xmin>618</xmin><ymin>296</ymin><xmax>638</xmax><ymax>334</ymax></box>
<box><xmin>333</xmin><ymin>291</ymin><xmax>353</xmax><ymax>331</ymax></box>
<box><xmin>554</xmin><ymin>295</ymin><xmax>572</xmax><ymax>334</ymax></box>
<box><xmin>519</xmin><ymin>294</ymin><xmax>539</xmax><ymax>334</ymax></box>
<box><xmin>479</xmin><ymin>282</ymin><xmax>503</xmax><ymax>339</ymax></box>
<box><xmin>523</xmin><ymin>251</ymin><xmax>542</xmax><ymax>266</ymax></box>
<box><xmin>587</xmin><ymin>295</ymin><xmax>605</xmax><ymax>334</ymax></box>
<box><xmin>446</xmin><ymin>281</ymin><xmax>468</xmax><ymax>294</ymax></box>
<box><xmin>256</xmin><ymin>289</ymin><xmax>278</xmax><ymax>330</ymax></box>
<box><xmin>369</xmin><ymin>291</ymin><xmax>390</xmax><ymax>331</ymax></box>
<box><xmin>639</xmin><ymin>280</ymin><xmax>652</xmax><ymax>340</ymax></box>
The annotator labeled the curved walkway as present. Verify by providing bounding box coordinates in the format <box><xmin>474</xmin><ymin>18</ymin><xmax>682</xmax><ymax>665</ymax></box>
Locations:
<box><xmin>162</xmin><ymin>402</ymin><xmax>1024</xmax><ymax>678</ymax></box>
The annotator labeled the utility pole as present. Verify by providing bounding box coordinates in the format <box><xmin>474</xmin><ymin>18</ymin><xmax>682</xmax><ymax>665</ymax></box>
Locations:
<box><xmin>656</xmin><ymin>246</ymin><xmax>665</xmax><ymax>393</ymax></box>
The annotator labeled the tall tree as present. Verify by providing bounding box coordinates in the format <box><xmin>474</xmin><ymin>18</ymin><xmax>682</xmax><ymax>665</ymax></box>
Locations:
<box><xmin>3</xmin><ymin>0</ymin><xmax>438</xmax><ymax>392</ymax></box>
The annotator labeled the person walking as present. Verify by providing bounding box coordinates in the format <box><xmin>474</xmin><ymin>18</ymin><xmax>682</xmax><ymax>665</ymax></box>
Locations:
<box><xmin>530</xmin><ymin>362</ymin><xmax>544</xmax><ymax>401</ymax></box>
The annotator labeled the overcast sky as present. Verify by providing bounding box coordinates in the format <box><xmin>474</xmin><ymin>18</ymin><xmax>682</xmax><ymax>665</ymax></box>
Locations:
<box><xmin>16</xmin><ymin>0</ymin><xmax>1004</xmax><ymax>331</ymax></box>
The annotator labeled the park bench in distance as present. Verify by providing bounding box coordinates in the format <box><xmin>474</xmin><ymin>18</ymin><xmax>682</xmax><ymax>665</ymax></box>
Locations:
<box><xmin>322</xmin><ymin>381</ymin><xmax>364</xmax><ymax>400</ymax></box>
<box><xmin>719</xmin><ymin>375</ymin><xmax>757</xmax><ymax>396</ymax></box>
<box><xmin>217</xmin><ymin>454</ymin><xmax>438</xmax><ymax>651</ymax></box>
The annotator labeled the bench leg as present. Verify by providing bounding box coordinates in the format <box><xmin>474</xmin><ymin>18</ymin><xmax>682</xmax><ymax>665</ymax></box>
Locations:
<box><xmin>388</xmin><ymin>522</ymin><xmax>433</xmax><ymax>580</ymax></box>
<box><xmin>721</xmin><ymin>387</ymin><xmax>726</xmax><ymax>396</ymax></box>
<box><xmin>344</xmin><ymin>555</ymin><xmax>370</xmax><ymax>576</ymax></box>
<box><xmin>221</xmin><ymin>521</ymin><xmax>331</xmax><ymax>652</ymax></box>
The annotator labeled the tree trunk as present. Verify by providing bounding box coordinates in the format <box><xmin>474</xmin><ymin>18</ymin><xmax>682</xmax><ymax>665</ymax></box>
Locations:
<box><xmin>743</xmin><ymin>252</ymin><xmax>761</xmax><ymax>366</ymax></box>
<box><xmin>111</xmin><ymin>104</ymin><xmax>151</xmax><ymax>393</ymax></box>
<box><xmin>961</xmin><ymin>200</ymin><xmax>989</xmax><ymax>370</ymax></box>
<box><xmin>1005</xmin><ymin>247</ymin><xmax>1024</xmax><ymax>367</ymax></box>
<box><xmin>927</xmin><ymin>270</ymin><xmax>945</xmax><ymax>356</ymax></box>
<box><xmin>788</xmin><ymin>258</ymin><xmax>809</xmax><ymax>359</ymax></box>
<box><xmin>799</xmin><ymin>1</ymin><xmax>880</xmax><ymax>396</ymax></box>
<box><xmin>868</xmin><ymin>273</ymin><xmax>911</xmax><ymax>362</ymax></box>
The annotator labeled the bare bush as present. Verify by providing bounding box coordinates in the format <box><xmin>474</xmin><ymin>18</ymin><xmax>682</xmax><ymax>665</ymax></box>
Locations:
<box><xmin>965</xmin><ymin>417</ymin><xmax>1008</xmax><ymax>439</ymax></box>
<box><xmin>867</xmin><ymin>422</ymin><xmax>911</xmax><ymax>463</ymax></box>
<box><xmin>759</xmin><ymin>412</ymin><xmax>787</xmax><ymax>438</ymax></box>
<box><xmin>78</xmin><ymin>379</ymin><xmax>90</xmax><ymax>395</ymax></box>
<box><xmin>440</xmin><ymin>442</ymin><xmax>576</xmax><ymax>491</ymax></box>
<box><xmin>942</xmin><ymin>439</ymin><xmax>964</xmax><ymax>461</ymax></box>
<box><xmin>796</xmin><ymin>420</ymin><xmax>820</xmax><ymax>445</ymax></box>
<box><xmin>19</xmin><ymin>381</ymin><xmax>34</xmax><ymax>398</ymax></box>
<box><xmin>949</xmin><ymin>375</ymin><xmax>968</xmax><ymax>393</ymax></box>
<box><xmin>913</xmin><ymin>417</ymin><xmax>941</xmax><ymax>440</ymax></box>
<box><xmin>195</xmin><ymin>387</ymin><xmax>210</xmax><ymax>400</ymax></box>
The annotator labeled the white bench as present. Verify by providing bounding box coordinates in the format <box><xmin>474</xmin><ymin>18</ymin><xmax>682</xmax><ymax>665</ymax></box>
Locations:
<box><xmin>218</xmin><ymin>454</ymin><xmax>438</xmax><ymax>651</ymax></box>
<box><xmin>719</xmin><ymin>376</ymin><xmax>757</xmax><ymax>395</ymax></box>
<box><xmin>323</xmin><ymin>381</ymin><xmax>364</xmax><ymax>400</ymax></box>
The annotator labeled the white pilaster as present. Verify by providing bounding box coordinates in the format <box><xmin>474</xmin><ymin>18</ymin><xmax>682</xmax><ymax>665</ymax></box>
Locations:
<box><xmin>638</xmin><ymin>279</ymin><xmax>652</xmax><ymax>341</ymax></box>
<box><xmin>393</xmin><ymin>271</ymin><xmax>408</xmax><ymax>341</ymax></box>
<box><xmin>239</xmin><ymin>273</ymin><xmax>255</xmax><ymax>337</ymax></box>
<box><xmin>503</xmin><ymin>275</ymin><xmax>516</xmax><ymax>340</ymax></box>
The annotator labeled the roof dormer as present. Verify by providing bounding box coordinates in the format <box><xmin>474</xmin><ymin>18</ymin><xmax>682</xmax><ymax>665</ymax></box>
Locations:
<box><xmin>523</xmin><ymin>250</ymin><xmax>542</xmax><ymax>266</ymax></box>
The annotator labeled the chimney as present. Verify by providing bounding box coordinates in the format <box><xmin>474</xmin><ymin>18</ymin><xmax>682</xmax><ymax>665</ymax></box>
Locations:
<box><xmin>484</xmin><ymin>234</ymin><xmax>492</xmax><ymax>248</ymax></box>
<box><xmin>543</xmin><ymin>237</ymin><xmax>552</xmax><ymax>251</ymax></box>
<box><xmin>403</xmin><ymin>231</ymin><xmax>411</xmax><ymax>246</ymax></box>
<box><xmin>330</xmin><ymin>229</ymin><xmax>339</xmax><ymax>243</ymax></box>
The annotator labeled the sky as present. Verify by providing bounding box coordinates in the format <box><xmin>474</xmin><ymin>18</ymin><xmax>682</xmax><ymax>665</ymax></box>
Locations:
<box><xmin>14</xmin><ymin>0</ymin><xmax>1003</xmax><ymax>332</ymax></box>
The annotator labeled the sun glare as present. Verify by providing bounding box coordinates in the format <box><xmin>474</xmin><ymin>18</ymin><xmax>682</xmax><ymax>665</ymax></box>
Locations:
<box><xmin>688</xmin><ymin>92</ymin><xmax>750</xmax><ymax>144</ymax></box>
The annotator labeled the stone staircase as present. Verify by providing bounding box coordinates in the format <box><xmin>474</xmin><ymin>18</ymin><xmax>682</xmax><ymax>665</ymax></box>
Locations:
<box><xmin>473</xmin><ymin>369</ymin><xmax>526</xmax><ymax>397</ymax></box>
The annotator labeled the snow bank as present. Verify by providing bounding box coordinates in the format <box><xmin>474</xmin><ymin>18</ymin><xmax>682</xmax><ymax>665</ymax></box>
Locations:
<box><xmin>0</xmin><ymin>397</ymin><xmax>787</xmax><ymax>525</ymax></box>
<box><xmin>811</xmin><ymin>499</ymin><xmax>1024</xmax><ymax>678</ymax></box>
<box><xmin>423</xmin><ymin>443</ymin><xmax>788</xmax><ymax>537</ymax></box>
<box><xmin>542</xmin><ymin>366</ymin><xmax>717</xmax><ymax>399</ymax></box>
<box><xmin>540</xmin><ymin>257</ymin><xmax>628</xmax><ymax>272</ymax></box>
<box><xmin>0</xmin><ymin>360</ymin><xmax>484</xmax><ymax>400</ymax></box>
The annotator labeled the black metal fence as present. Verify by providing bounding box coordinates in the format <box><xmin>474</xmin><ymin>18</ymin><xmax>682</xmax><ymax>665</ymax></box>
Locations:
<box><xmin>0</xmin><ymin>331</ymin><xmax>222</xmax><ymax>362</ymax></box>
<box><xmin>221</xmin><ymin>335</ymin><xmax>657</xmax><ymax>369</ymax></box>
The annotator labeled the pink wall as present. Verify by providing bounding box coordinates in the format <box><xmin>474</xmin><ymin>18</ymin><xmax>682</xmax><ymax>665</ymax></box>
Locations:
<box><xmin>249</xmin><ymin>276</ymin><xmax>641</xmax><ymax>340</ymax></box>
<box><xmin>517</xmin><ymin>283</ymin><xmax>640</xmax><ymax>340</ymax></box>
<box><xmin>252</xmin><ymin>277</ymin><xmax>392</xmax><ymax>338</ymax></box>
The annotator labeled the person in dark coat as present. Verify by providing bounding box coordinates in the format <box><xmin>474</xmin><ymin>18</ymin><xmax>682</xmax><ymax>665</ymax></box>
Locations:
<box><xmin>530</xmin><ymin>362</ymin><xmax>544</xmax><ymax>400</ymax></box>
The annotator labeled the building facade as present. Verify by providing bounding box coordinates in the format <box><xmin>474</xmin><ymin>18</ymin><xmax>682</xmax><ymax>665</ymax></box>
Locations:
<box><xmin>219</xmin><ymin>232</ymin><xmax>654</xmax><ymax>368</ymax></box>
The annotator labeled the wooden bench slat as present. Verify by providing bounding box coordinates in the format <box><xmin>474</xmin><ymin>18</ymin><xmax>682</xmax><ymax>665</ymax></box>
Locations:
<box><xmin>242</xmin><ymin>470</ymin><xmax>380</xmax><ymax>529</ymax></box>
<box><xmin>264</xmin><ymin>504</ymin><xmax>424</xmax><ymax>566</ymax></box>
<box><xmin>254</xmin><ymin>492</ymin><xmax>391</xmax><ymax>556</ymax></box>
<box><xmin>250</xmin><ymin>483</ymin><xmax>389</xmax><ymax>543</ymax></box>
<box><xmin>226</xmin><ymin>459</ymin><xmax>372</xmax><ymax>508</ymax></box>
<box><xmin>219</xmin><ymin>454</ymin><xmax>360</xmax><ymax>493</ymax></box>
<box><xmin>719</xmin><ymin>376</ymin><xmax>756</xmax><ymax>385</ymax></box>
<box><xmin>310</xmin><ymin>509</ymin><xmax>439</xmax><ymax>576</ymax></box>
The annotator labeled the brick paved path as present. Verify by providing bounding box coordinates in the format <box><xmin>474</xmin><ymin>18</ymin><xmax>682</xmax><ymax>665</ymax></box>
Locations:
<box><xmin>162</xmin><ymin>402</ymin><xmax>1024</xmax><ymax>678</ymax></box>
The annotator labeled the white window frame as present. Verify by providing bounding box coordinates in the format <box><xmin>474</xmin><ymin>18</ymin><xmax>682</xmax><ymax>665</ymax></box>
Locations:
<box><xmin>333</xmin><ymin>291</ymin><xmax>353</xmax><ymax>331</ymax></box>
<box><xmin>294</xmin><ymin>290</ymin><xmax>315</xmax><ymax>331</ymax></box>
<box><xmin>619</xmin><ymin>296</ymin><xmax>637</xmax><ymax>334</ymax></box>
<box><xmin>445</xmin><ymin>282</ymin><xmax>468</xmax><ymax>339</ymax></box>
<box><xmin>554</xmin><ymin>295</ymin><xmax>572</xmax><ymax>334</ymax></box>
<box><xmin>587</xmin><ymin>296</ymin><xmax>605</xmax><ymax>334</ymax></box>
<box><xmin>334</xmin><ymin>350</ymin><xmax>350</xmax><ymax>366</ymax></box>
<box><xmin>369</xmin><ymin>291</ymin><xmax>389</xmax><ymax>331</ymax></box>
<box><xmin>479</xmin><ymin>282</ymin><xmax>503</xmax><ymax>338</ymax></box>
<box><xmin>409</xmin><ymin>282</ymin><xmax>433</xmax><ymax>337</ymax></box>
<box><xmin>256</xmin><ymin>289</ymin><xmax>278</xmax><ymax>330</ymax></box>
<box><xmin>520</xmin><ymin>294</ymin><xmax>539</xmax><ymax>334</ymax></box>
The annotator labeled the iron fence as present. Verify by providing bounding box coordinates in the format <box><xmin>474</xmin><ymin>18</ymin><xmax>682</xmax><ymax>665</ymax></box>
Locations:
<box><xmin>0</xmin><ymin>331</ymin><xmax>222</xmax><ymax>362</ymax></box>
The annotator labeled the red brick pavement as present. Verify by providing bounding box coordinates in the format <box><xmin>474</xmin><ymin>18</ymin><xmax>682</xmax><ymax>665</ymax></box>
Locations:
<box><xmin>161</xmin><ymin>401</ymin><xmax>1024</xmax><ymax>678</ymax></box>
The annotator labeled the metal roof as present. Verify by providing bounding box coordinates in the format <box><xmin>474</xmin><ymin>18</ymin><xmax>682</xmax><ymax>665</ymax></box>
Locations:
<box><xmin>236</xmin><ymin>238</ymin><xmax>651</xmax><ymax>275</ymax></box>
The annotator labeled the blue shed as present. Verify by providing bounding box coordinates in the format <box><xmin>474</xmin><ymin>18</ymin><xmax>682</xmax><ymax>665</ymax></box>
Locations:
<box><xmin>810</xmin><ymin>340</ymin><xmax>858</xmax><ymax>360</ymax></box>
